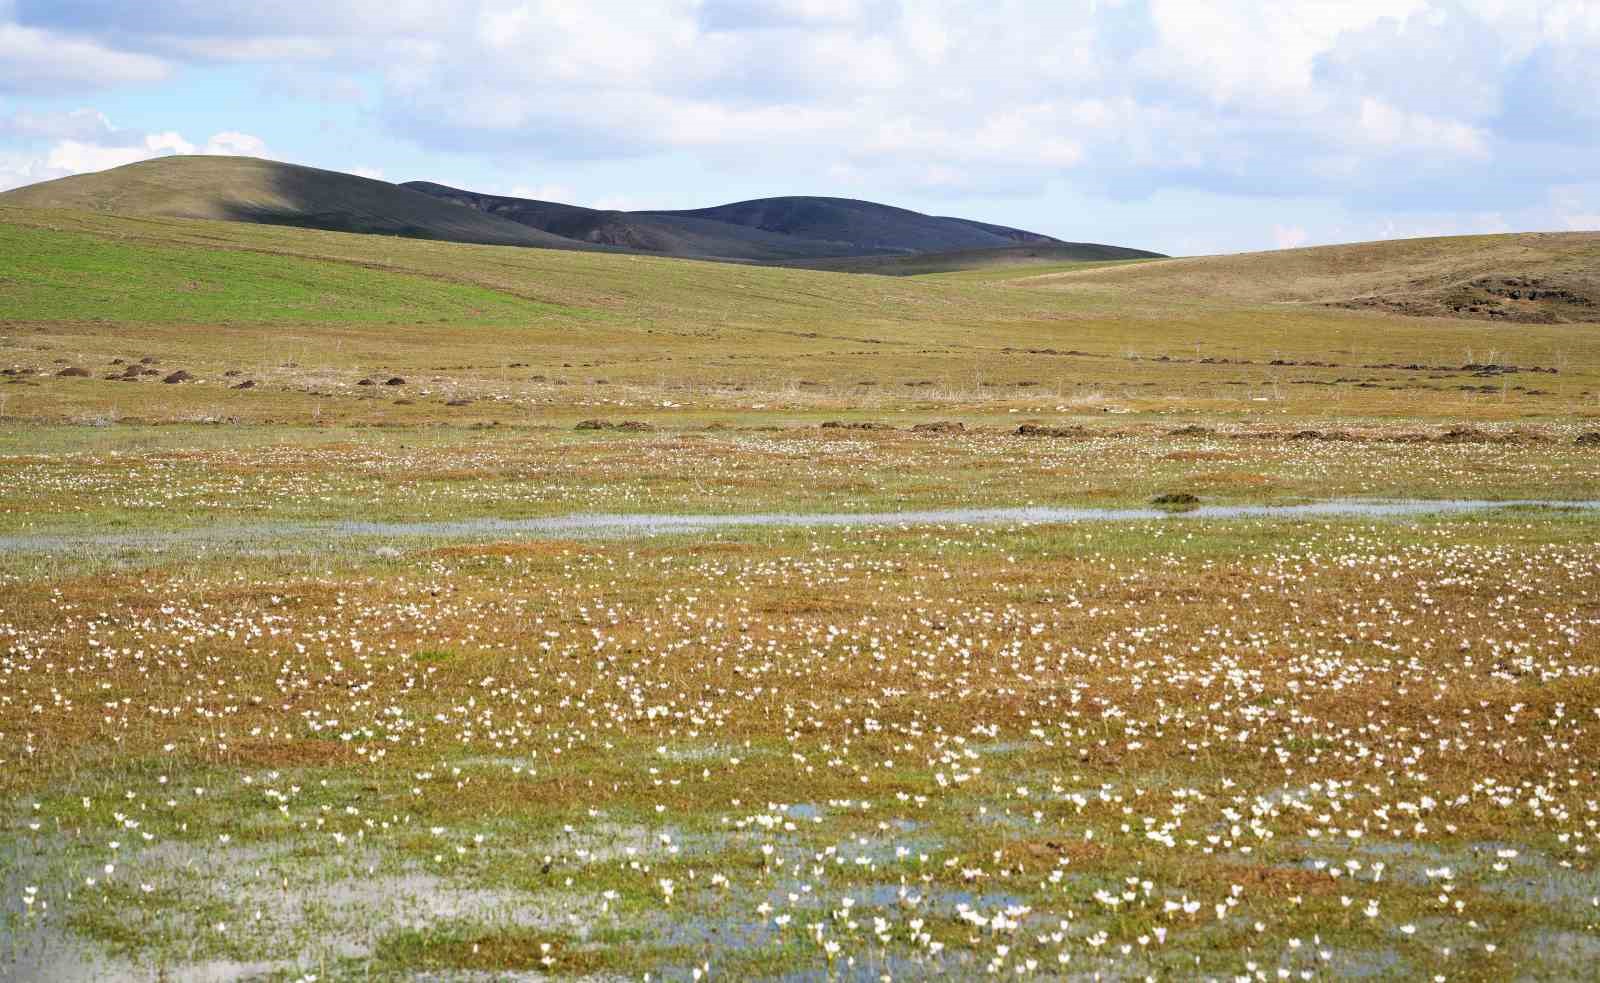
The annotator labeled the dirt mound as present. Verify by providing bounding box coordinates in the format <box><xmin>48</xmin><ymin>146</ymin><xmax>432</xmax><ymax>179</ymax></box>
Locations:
<box><xmin>161</xmin><ymin>370</ymin><xmax>195</xmax><ymax>384</ymax></box>
<box><xmin>1435</xmin><ymin>426</ymin><xmax>1495</xmax><ymax>443</ymax></box>
<box><xmin>1015</xmin><ymin>423</ymin><xmax>1088</xmax><ymax>438</ymax></box>
<box><xmin>821</xmin><ymin>421</ymin><xmax>895</xmax><ymax>431</ymax></box>
<box><xmin>1576</xmin><ymin>432</ymin><xmax>1600</xmax><ymax>447</ymax></box>
<box><xmin>1338</xmin><ymin>271</ymin><xmax>1600</xmax><ymax>324</ymax></box>
<box><xmin>55</xmin><ymin>366</ymin><xmax>91</xmax><ymax>377</ymax></box>
<box><xmin>1151</xmin><ymin>493</ymin><xmax>1201</xmax><ymax>507</ymax></box>
<box><xmin>911</xmin><ymin>421</ymin><xmax>964</xmax><ymax>434</ymax></box>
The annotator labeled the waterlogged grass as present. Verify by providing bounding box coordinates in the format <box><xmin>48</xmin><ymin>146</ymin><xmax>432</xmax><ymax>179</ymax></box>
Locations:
<box><xmin>2</xmin><ymin>208</ymin><xmax>1599</xmax><ymax>979</ymax></box>
<box><xmin>3</xmin><ymin>423</ymin><xmax>1599</xmax><ymax>538</ymax></box>
<box><xmin>3</xmin><ymin>514</ymin><xmax>1600</xmax><ymax>979</ymax></box>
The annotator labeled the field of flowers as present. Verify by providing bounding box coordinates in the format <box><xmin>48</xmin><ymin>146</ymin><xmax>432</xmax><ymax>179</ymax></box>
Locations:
<box><xmin>4</xmin><ymin>211</ymin><xmax>1600</xmax><ymax>980</ymax></box>
<box><xmin>4</xmin><ymin>504</ymin><xmax>1600</xmax><ymax>980</ymax></box>
<box><xmin>4</xmin><ymin>424</ymin><xmax>1600</xmax><ymax>538</ymax></box>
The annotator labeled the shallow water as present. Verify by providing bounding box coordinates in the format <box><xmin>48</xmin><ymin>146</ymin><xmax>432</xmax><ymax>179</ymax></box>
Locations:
<box><xmin>336</xmin><ymin>499</ymin><xmax>1600</xmax><ymax>537</ymax></box>
<box><xmin>3</xmin><ymin>499</ymin><xmax>1598</xmax><ymax>554</ymax></box>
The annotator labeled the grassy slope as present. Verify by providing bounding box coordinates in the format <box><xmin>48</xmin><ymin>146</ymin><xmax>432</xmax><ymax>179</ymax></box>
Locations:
<box><xmin>6</xmin><ymin>158</ymin><xmax>1126</xmax><ymax>266</ymax></box>
<box><xmin>0</xmin><ymin>156</ymin><xmax>584</xmax><ymax>249</ymax></box>
<box><xmin>0</xmin><ymin>206</ymin><xmax>1597</xmax><ymax>429</ymax></box>
<box><xmin>783</xmin><ymin>246</ymin><xmax>1165</xmax><ymax>276</ymax></box>
<box><xmin>0</xmin><ymin>222</ymin><xmax>584</xmax><ymax>324</ymax></box>
<box><xmin>1025</xmin><ymin>231</ymin><xmax>1600</xmax><ymax>307</ymax></box>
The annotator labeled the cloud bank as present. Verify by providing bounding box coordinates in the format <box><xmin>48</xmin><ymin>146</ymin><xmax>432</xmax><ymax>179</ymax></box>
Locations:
<box><xmin>2</xmin><ymin>0</ymin><xmax>1598</xmax><ymax>248</ymax></box>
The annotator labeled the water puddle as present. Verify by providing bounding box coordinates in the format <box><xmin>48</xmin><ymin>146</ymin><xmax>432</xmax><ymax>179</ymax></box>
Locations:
<box><xmin>3</xmin><ymin>500</ymin><xmax>1598</xmax><ymax>554</ymax></box>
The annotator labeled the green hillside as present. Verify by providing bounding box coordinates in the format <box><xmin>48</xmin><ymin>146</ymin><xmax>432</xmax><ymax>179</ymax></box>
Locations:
<box><xmin>0</xmin><ymin>205</ymin><xmax>1595</xmax><ymax>430</ymax></box>
<box><xmin>0</xmin><ymin>156</ymin><xmax>585</xmax><ymax>248</ymax></box>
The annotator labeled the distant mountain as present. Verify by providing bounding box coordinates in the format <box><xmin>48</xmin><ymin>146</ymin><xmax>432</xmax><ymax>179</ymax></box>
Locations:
<box><xmin>0</xmin><ymin>156</ymin><xmax>1164</xmax><ymax>267</ymax></box>
<box><xmin>0</xmin><ymin>157</ymin><xmax>588</xmax><ymax>249</ymax></box>
<box><xmin>644</xmin><ymin>196</ymin><xmax>1061</xmax><ymax>255</ymax></box>
<box><xmin>401</xmin><ymin>182</ymin><xmax>861</xmax><ymax>261</ymax></box>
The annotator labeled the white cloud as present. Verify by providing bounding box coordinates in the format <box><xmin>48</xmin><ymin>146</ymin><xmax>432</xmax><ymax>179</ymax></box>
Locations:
<box><xmin>509</xmin><ymin>183</ymin><xmax>576</xmax><ymax>202</ymax></box>
<box><xmin>1356</xmin><ymin>98</ymin><xmax>1490</xmax><ymax>159</ymax></box>
<box><xmin>203</xmin><ymin>131</ymin><xmax>267</xmax><ymax>156</ymax></box>
<box><xmin>1139</xmin><ymin>0</ymin><xmax>1429</xmax><ymax>111</ymax></box>
<box><xmin>45</xmin><ymin>132</ymin><xmax>191</xmax><ymax>173</ymax></box>
<box><xmin>1</xmin><ymin>118</ymin><xmax>270</xmax><ymax>192</ymax></box>
<box><xmin>0</xmin><ymin>22</ymin><xmax>168</xmax><ymax>91</ymax></box>
<box><xmin>4</xmin><ymin>1</ymin><xmax>1599</xmax><ymax>220</ymax></box>
<box><xmin>0</xmin><ymin>150</ymin><xmax>53</xmax><ymax>191</ymax></box>
<box><xmin>2</xmin><ymin>107</ymin><xmax>114</xmax><ymax>140</ymax></box>
<box><xmin>1272</xmin><ymin>225</ymin><xmax>1309</xmax><ymax>250</ymax></box>
<box><xmin>591</xmin><ymin>194</ymin><xmax>641</xmax><ymax>211</ymax></box>
<box><xmin>1549</xmin><ymin>185</ymin><xmax>1600</xmax><ymax>231</ymax></box>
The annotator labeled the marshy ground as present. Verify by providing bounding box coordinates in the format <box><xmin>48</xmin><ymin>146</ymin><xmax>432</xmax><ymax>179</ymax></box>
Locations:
<box><xmin>2</xmin><ymin>212</ymin><xmax>1599</xmax><ymax>980</ymax></box>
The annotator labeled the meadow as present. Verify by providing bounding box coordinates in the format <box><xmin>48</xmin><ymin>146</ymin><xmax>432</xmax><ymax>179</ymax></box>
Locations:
<box><xmin>2</xmin><ymin>209</ymin><xmax>1600</xmax><ymax>981</ymax></box>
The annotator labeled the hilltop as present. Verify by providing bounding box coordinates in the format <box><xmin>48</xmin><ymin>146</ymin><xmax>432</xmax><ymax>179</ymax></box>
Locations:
<box><xmin>1026</xmin><ymin>231</ymin><xmax>1600</xmax><ymax>324</ymax></box>
<box><xmin>0</xmin><ymin>155</ymin><xmax>1163</xmax><ymax>267</ymax></box>
<box><xmin>399</xmin><ymin>183</ymin><xmax>1122</xmax><ymax>263</ymax></box>
<box><xmin>0</xmin><ymin>156</ymin><xmax>584</xmax><ymax>249</ymax></box>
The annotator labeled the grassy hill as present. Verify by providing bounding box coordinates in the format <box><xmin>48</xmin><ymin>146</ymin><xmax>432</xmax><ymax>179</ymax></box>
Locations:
<box><xmin>0</xmin><ymin>156</ymin><xmax>591</xmax><ymax>249</ymax></box>
<box><xmin>402</xmin><ymin>182</ymin><xmax>875</xmax><ymax>261</ymax></box>
<box><xmin>0</xmin><ymin>204</ymin><xmax>1596</xmax><ymax>431</ymax></box>
<box><xmin>642</xmin><ymin>195</ymin><xmax>1062</xmax><ymax>254</ymax></box>
<box><xmin>4</xmin><ymin>156</ymin><xmax>1161</xmax><ymax>269</ymax></box>
<box><xmin>401</xmin><ymin>183</ymin><xmax>1098</xmax><ymax>262</ymax></box>
<box><xmin>1027</xmin><ymin>232</ymin><xmax>1600</xmax><ymax>324</ymax></box>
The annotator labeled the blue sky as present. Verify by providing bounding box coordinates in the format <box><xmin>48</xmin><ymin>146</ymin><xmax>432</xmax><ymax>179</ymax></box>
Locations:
<box><xmin>2</xmin><ymin>0</ymin><xmax>1597</xmax><ymax>255</ymax></box>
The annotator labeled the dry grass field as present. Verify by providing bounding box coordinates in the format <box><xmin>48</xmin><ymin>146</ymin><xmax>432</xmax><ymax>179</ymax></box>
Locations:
<box><xmin>3</xmin><ymin>207</ymin><xmax>1600</xmax><ymax>981</ymax></box>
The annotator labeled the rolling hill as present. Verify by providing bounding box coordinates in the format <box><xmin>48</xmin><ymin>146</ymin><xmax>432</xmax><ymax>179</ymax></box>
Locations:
<box><xmin>0</xmin><ymin>157</ymin><xmax>597</xmax><ymax>250</ymax></box>
<box><xmin>400</xmin><ymin>182</ymin><xmax>869</xmax><ymax>261</ymax></box>
<box><xmin>399</xmin><ymin>183</ymin><xmax>1125</xmax><ymax>263</ymax></box>
<box><xmin>1021</xmin><ymin>231</ymin><xmax>1600</xmax><ymax>324</ymax></box>
<box><xmin>1</xmin><ymin>156</ymin><xmax>1165</xmax><ymax>269</ymax></box>
<box><xmin>0</xmin><ymin>202</ymin><xmax>1596</xmax><ymax>432</ymax></box>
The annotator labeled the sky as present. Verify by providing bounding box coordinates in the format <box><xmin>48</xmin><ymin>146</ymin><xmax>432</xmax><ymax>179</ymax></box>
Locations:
<box><xmin>1</xmin><ymin>0</ymin><xmax>1598</xmax><ymax>256</ymax></box>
